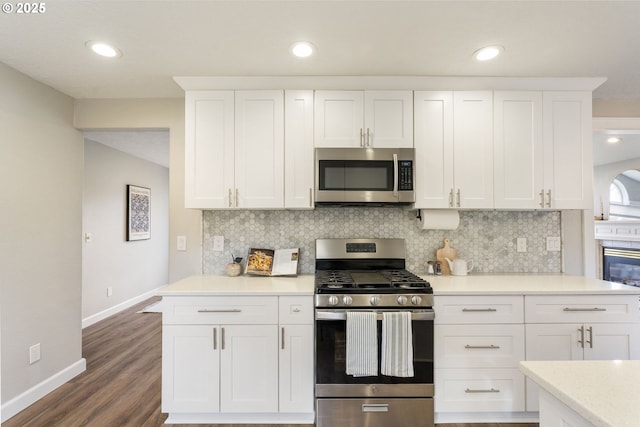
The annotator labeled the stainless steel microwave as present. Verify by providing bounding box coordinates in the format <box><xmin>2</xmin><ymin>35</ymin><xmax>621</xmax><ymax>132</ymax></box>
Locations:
<box><xmin>315</xmin><ymin>148</ymin><xmax>415</xmax><ymax>206</ymax></box>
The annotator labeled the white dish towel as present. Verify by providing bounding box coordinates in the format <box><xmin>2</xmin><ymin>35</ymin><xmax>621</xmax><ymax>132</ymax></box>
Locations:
<box><xmin>346</xmin><ymin>311</ymin><xmax>378</xmax><ymax>377</ymax></box>
<box><xmin>381</xmin><ymin>311</ymin><xmax>414</xmax><ymax>377</ymax></box>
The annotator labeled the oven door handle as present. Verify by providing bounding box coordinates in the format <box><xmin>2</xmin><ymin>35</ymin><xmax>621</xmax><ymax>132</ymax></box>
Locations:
<box><xmin>315</xmin><ymin>310</ymin><xmax>434</xmax><ymax>321</ymax></box>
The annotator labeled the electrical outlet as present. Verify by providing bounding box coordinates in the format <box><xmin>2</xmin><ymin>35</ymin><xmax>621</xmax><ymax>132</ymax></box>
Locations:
<box><xmin>516</xmin><ymin>237</ymin><xmax>527</xmax><ymax>253</ymax></box>
<box><xmin>213</xmin><ymin>235</ymin><xmax>224</xmax><ymax>252</ymax></box>
<box><xmin>177</xmin><ymin>235</ymin><xmax>187</xmax><ymax>251</ymax></box>
<box><xmin>29</xmin><ymin>343</ymin><xmax>41</xmax><ymax>364</ymax></box>
<box><xmin>547</xmin><ymin>236</ymin><xmax>561</xmax><ymax>252</ymax></box>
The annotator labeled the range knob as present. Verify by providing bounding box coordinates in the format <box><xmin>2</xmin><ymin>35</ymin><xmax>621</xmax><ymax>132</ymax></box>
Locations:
<box><xmin>411</xmin><ymin>295</ymin><xmax>423</xmax><ymax>306</ymax></box>
<box><xmin>343</xmin><ymin>296</ymin><xmax>353</xmax><ymax>306</ymax></box>
<box><xmin>397</xmin><ymin>296</ymin><xmax>408</xmax><ymax>306</ymax></box>
<box><xmin>328</xmin><ymin>295</ymin><xmax>339</xmax><ymax>306</ymax></box>
<box><xmin>370</xmin><ymin>296</ymin><xmax>381</xmax><ymax>306</ymax></box>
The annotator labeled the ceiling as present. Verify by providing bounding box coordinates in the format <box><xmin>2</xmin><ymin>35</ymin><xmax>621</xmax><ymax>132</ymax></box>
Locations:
<box><xmin>2</xmin><ymin>1</ymin><xmax>640</xmax><ymax>166</ymax></box>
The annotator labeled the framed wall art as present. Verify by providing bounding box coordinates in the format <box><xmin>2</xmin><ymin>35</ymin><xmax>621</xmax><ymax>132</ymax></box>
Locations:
<box><xmin>127</xmin><ymin>184</ymin><xmax>151</xmax><ymax>241</ymax></box>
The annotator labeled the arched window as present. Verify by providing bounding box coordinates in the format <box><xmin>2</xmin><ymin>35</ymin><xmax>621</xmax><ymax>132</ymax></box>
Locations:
<box><xmin>610</xmin><ymin>178</ymin><xmax>628</xmax><ymax>205</ymax></box>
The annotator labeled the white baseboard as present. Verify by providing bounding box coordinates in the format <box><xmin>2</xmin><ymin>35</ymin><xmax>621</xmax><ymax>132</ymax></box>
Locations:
<box><xmin>82</xmin><ymin>286</ymin><xmax>165</xmax><ymax>329</ymax></box>
<box><xmin>1</xmin><ymin>358</ymin><xmax>87</xmax><ymax>423</ymax></box>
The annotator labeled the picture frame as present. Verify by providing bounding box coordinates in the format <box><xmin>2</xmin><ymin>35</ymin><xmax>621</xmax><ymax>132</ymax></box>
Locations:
<box><xmin>126</xmin><ymin>184</ymin><xmax>151</xmax><ymax>241</ymax></box>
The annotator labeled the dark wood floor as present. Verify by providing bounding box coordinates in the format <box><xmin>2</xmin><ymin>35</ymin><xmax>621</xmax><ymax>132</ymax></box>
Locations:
<box><xmin>4</xmin><ymin>296</ymin><xmax>538</xmax><ymax>427</ymax></box>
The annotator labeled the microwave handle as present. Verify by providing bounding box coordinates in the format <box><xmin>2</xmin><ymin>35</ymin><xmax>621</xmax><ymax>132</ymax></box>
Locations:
<box><xmin>392</xmin><ymin>153</ymin><xmax>399</xmax><ymax>197</ymax></box>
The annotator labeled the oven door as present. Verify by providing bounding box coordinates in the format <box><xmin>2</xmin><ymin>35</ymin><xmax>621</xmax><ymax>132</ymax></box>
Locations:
<box><xmin>315</xmin><ymin>309</ymin><xmax>434</xmax><ymax>398</ymax></box>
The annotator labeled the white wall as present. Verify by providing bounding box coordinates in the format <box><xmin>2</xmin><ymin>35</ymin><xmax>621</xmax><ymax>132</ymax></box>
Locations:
<box><xmin>82</xmin><ymin>139</ymin><xmax>169</xmax><ymax>323</ymax></box>
<box><xmin>73</xmin><ymin>99</ymin><xmax>202</xmax><ymax>283</ymax></box>
<box><xmin>0</xmin><ymin>63</ymin><xmax>85</xmax><ymax>419</ymax></box>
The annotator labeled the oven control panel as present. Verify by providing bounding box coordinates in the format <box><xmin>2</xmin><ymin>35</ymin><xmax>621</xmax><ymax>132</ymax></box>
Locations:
<box><xmin>316</xmin><ymin>294</ymin><xmax>434</xmax><ymax>308</ymax></box>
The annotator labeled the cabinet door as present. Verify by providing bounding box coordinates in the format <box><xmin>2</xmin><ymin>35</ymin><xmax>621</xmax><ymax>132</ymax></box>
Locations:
<box><xmin>453</xmin><ymin>91</ymin><xmax>494</xmax><ymax>208</ymax></box>
<box><xmin>185</xmin><ymin>91</ymin><xmax>235</xmax><ymax>208</ymax></box>
<box><xmin>543</xmin><ymin>91</ymin><xmax>593</xmax><ymax>209</ymax></box>
<box><xmin>584</xmin><ymin>323</ymin><xmax>640</xmax><ymax>360</ymax></box>
<box><xmin>219</xmin><ymin>325</ymin><xmax>279</xmax><ymax>413</ymax></box>
<box><xmin>234</xmin><ymin>91</ymin><xmax>284</xmax><ymax>208</ymax></box>
<box><xmin>493</xmin><ymin>91</ymin><xmax>544</xmax><ymax>209</ymax></box>
<box><xmin>284</xmin><ymin>90</ymin><xmax>314</xmax><ymax>208</ymax></box>
<box><xmin>364</xmin><ymin>91</ymin><xmax>413</xmax><ymax>148</ymax></box>
<box><xmin>414</xmin><ymin>91</ymin><xmax>454</xmax><ymax>208</ymax></box>
<box><xmin>525</xmin><ymin>323</ymin><xmax>583</xmax><ymax>411</ymax></box>
<box><xmin>279</xmin><ymin>325</ymin><xmax>314</xmax><ymax>413</ymax></box>
<box><xmin>314</xmin><ymin>90</ymin><xmax>364</xmax><ymax>147</ymax></box>
<box><xmin>162</xmin><ymin>325</ymin><xmax>220</xmax><ymax>413</ymax></box>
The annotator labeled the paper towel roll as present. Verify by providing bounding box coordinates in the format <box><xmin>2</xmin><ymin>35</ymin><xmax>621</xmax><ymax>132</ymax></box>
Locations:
<box><xmin>417</xmin><ymin>209</ymin><xmax>460</xmax><ymax>230</ymax></box>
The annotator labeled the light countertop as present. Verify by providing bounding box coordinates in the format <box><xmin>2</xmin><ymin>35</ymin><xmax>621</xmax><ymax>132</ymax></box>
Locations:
<box><xmin>157</xmin><ymin>273</ymin><xmax>640</xmax><ymax>297</ymax></box>
<box><xmin>157</xmin><ymin>274</ymin><xmax>315</xmax><ymax>296</ymax></box>
<box><xmin>424</xmin><ymin>274</ymin><xmax>640</xmax><ymax>295</ymax></box>
<box><xmin>520</xmin><ymin>360</ymin><xmax>640</xmax><ymax>427</ymax></box>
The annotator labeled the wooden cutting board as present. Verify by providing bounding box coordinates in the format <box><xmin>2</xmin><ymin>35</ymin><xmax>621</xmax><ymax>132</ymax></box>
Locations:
<box><xmin>436</xmin><ymin>238</ymin><xmax>458</xmax><ymax>275</ymax></box>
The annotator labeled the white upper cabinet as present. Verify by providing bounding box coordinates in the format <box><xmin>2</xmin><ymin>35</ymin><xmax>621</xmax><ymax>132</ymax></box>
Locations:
<box><xmin>314</xmin><ymin>90</ymin><xmax>413</xmax><ymax>148</ymax></box>
<box><xmin>493</xmin><ymin>91</ymin><xmax>544</xmax><ymax>209</ymax></box>
<box><xmin>234</xmin><ymin>91</ymin><xmax>284</xmax><ymax>209</ymax></box>
<box><xmin>542</xmin><ymin>91</ymin><xmax>593</xmax><ymax>209</ymax></box>
<box><xmin>184</xmin><ymin>90</ymin><xmax>284</xmax><ymax>209</ymax></box>
<box><xmin>414</xmin><ymin>91</ymin><xmax>454</xmax><ymax>208</ymax></box>
<box><xmin>284</xmin><ymin>90</ymin><xmax>314</xmax><ymax>208</ymax></box>
<box><xmin>414</xmin><ymin>91</ymin><xmax>493</xmax><ymax>209</ymax></box>
<box><xmin>185</xmin><ymin>91</ymin><xmax>235</xmax><ymax>209</ymax></box>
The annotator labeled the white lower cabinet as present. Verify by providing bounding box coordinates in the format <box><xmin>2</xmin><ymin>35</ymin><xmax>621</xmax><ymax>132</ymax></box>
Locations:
<box><xmin>161</xmin><ymin>295</ymin><xmax>314</xmax><ymax>424</ymax></box>
<box><xmin>524</xmin><ymin>294</ymin><xmax>640</xmax><ymax>412</ymax></box>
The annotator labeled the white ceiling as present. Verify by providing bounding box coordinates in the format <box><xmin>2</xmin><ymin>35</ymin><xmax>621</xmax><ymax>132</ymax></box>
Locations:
<box><xmin>3</xmin><ymin>1</ymin><xmax>640</xmax><ymax>166</ymax></box>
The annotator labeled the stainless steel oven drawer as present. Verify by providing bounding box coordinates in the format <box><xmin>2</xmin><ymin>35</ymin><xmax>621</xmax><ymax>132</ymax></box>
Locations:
<box><xmin>316</xmin><ymin>398</ymin><xmax>434</xmax><ymax>427</ymax></box>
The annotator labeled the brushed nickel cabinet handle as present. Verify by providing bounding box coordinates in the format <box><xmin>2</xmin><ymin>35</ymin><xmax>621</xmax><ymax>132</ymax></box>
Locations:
<box><xmin>563</xmin><ymin>307</ymin><xmax>606</xmax><ymax>312</ymax></box>
<box><xmin>309</xmin><ymin>188</ymin><xmax>313</xmax><ymax>207</ymax></box>
<box><xmin>539</xmin><ymin>189</ymin><xmax>545</xmax><ymax>208</ymax></box>
<box><xmin>587</xmin><ymin>326</ymin><xmax>593</xmax><ymax>348</ymax></box>
<box><xmin>462</xmin><ymin>308</ymin><xmax>497</xmax><ymax>312</ymax></box>
<box><xmin>465</xmin><ymin>388</ymin><xmax>500</xmax><ymax>393</ymax></box>
<box><xmin>360</xmin><ymin>128</ymin><xmax>364</xmax><ymax>147</ymax></box>
<box><xmin>281</xmin><ymin>327</ymin><xmax>285</xmax><ymax>350</ymax></box>
<box><xmin>449</xmin><ymin>189</ymin><xmax>454</xmax><ymax>207</ymax></box>
<box><xmin>578</xmin><ymin>325</ymin><xmax>585</xmax><ymax>348</ymax></box>
<box><xmin>221</xmin><ymin>327</ymin><xmax>225</xmax><ymax>350</ymax></box>
<box><xmin>235</xmin><ymin>188</ymin><xmax>239</xmax><ymax>207</ymax></box>
<box><xmin>228</xmin><ymin>189</ymin><xmax>232</xmax><ymax>207</ymax></box>
<box><xmin>213</xmin><ymin>327</ymin><xmax>217</xmax><ymax>350</ymax></box>
<box><xmin>366</xmin><ymin>128</ymin><xmax>371</xmax><ymax>147</ymax></box>
<box><xmin>456</xmin><ymin>189</ymin><xmax>461</xmax><ymax>207</ymax></box>
<box><xmin>465</xmin><ymin>344</ymin><xmax>500</xmax><ymax>349</ymax></box>
<box><xmin>197</xmin><ymin>309</ymin><xmax>242</xmax><ymax>313</ymax></box>
<box><xmin>546</xmin><ymin>189</ymin><xmax>552</xmax><ymax>208</ymax></box>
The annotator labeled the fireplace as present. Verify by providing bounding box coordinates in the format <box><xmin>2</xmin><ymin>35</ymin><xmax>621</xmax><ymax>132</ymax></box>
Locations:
<box><xmin>603</xmin><ymin>247</ymin><xmax>640</xmax><ymax>287</ymax></box>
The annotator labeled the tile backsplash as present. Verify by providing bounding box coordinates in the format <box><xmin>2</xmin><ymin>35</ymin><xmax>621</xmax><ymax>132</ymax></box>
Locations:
<box><xmin>203</xmin><ymin>208</ymin><xmax>562</xmax><ymax>275</ymax></box>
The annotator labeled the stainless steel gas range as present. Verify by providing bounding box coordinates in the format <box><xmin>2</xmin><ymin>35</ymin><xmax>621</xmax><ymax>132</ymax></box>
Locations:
<box><xmin>314</xmin><ymin>238</ymin><xmax>435</xmax><ymax>427</ymax></box>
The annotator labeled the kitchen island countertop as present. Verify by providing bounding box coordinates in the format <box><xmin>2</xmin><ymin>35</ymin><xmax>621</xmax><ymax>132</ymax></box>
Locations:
<box><xmin>424</xmin><ymin>273</ymin><xmax>640</xmax><ymax>295</ymax></box>
<box><xmin>520</xmin><ymin>360</ymin><xmax>640</xmax><ymax>427</ymax></box>
<box><xmin>157</xmin><ymin>274</ymin><xmax>315</xmax><ymax>296</ymax></box>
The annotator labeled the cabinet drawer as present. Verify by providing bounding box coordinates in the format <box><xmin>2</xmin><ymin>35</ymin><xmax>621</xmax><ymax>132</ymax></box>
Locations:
<box><xmin>435</xmin><ymin>324</ymin><xmax>524</xmax><ymax>368</ymax></box>
<box><xmin>162</xmin><ymin>296</ymin><xmax>278</xmax><ymax>325</ymax></box>
<box><xmin>435</xmin><ymin>295</ymin><xmax>524</xmax><ymax>324</ymax></box>
<box><xmin>525</xmin><ymin>295</ymin><xmax>640</xmax><ymax>323</ymax></box>
<box><xmin>435</xmin><ymin>368</ymin><xmax>525</xmax><ymax>413</ymax></box>
<box><xmin>279</xmin><ymin>296</ymin><xmax>313</xmax><ymax>325</ymax></box>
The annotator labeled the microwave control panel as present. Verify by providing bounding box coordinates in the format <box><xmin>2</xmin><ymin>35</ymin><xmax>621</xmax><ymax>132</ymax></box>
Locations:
<box><xmin>398</xmin><ymin>160</ymin><xmax>414</xmax><ymax>190</ymax></box>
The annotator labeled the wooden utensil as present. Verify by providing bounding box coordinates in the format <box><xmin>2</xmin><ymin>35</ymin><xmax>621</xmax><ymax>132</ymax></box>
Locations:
<box><xmin>436</xmin><ymin>238</ymin><xmax>458</xmax><ymax>275</ymax></box>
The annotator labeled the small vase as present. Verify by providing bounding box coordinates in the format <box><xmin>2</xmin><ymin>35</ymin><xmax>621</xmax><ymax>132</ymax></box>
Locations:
<box><xmin>226</xmin><ymin>262</ymin><xmax>242</xmax><ymax>277</ymax></box>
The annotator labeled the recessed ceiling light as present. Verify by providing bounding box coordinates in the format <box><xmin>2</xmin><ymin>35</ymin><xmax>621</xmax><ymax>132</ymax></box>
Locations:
<box><xmin>291</xmin><ymin>42</ymin><xmax>315</xmax><ymax>58</ymax></box>
<box><xmin>473</xmin><ymin>45</ymin><xmax>504</xmax><ymax>61</ymax></box>
<box><xmin>607</xmin><ymin>136</ymin><xmax>622</xmax><ymax>144</ymax></box>
<box><xmin>86</xmin><ymin>41</ymin><xmax>122</xmax><ymax>58</ymax></box>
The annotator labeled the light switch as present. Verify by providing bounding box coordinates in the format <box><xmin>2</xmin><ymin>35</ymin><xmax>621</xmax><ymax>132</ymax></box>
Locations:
<box><xmin>546</xmin><ymin>236</ymin><xmax>561</xmax><ymax>252</ymax></box>
<box><xmin>516</xmin><ymin>237</ymin><xmax>527</xmax><ymax>253</ymax></box>
<box><xmin>177</xmin><ymin>235</ymin><xmax>187</xmax><ymax>251</ymax></box>
<box><xmin>213</xmin><ymin>235</ymin><xmax>224</xmax><ymax>252</ymax></box>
